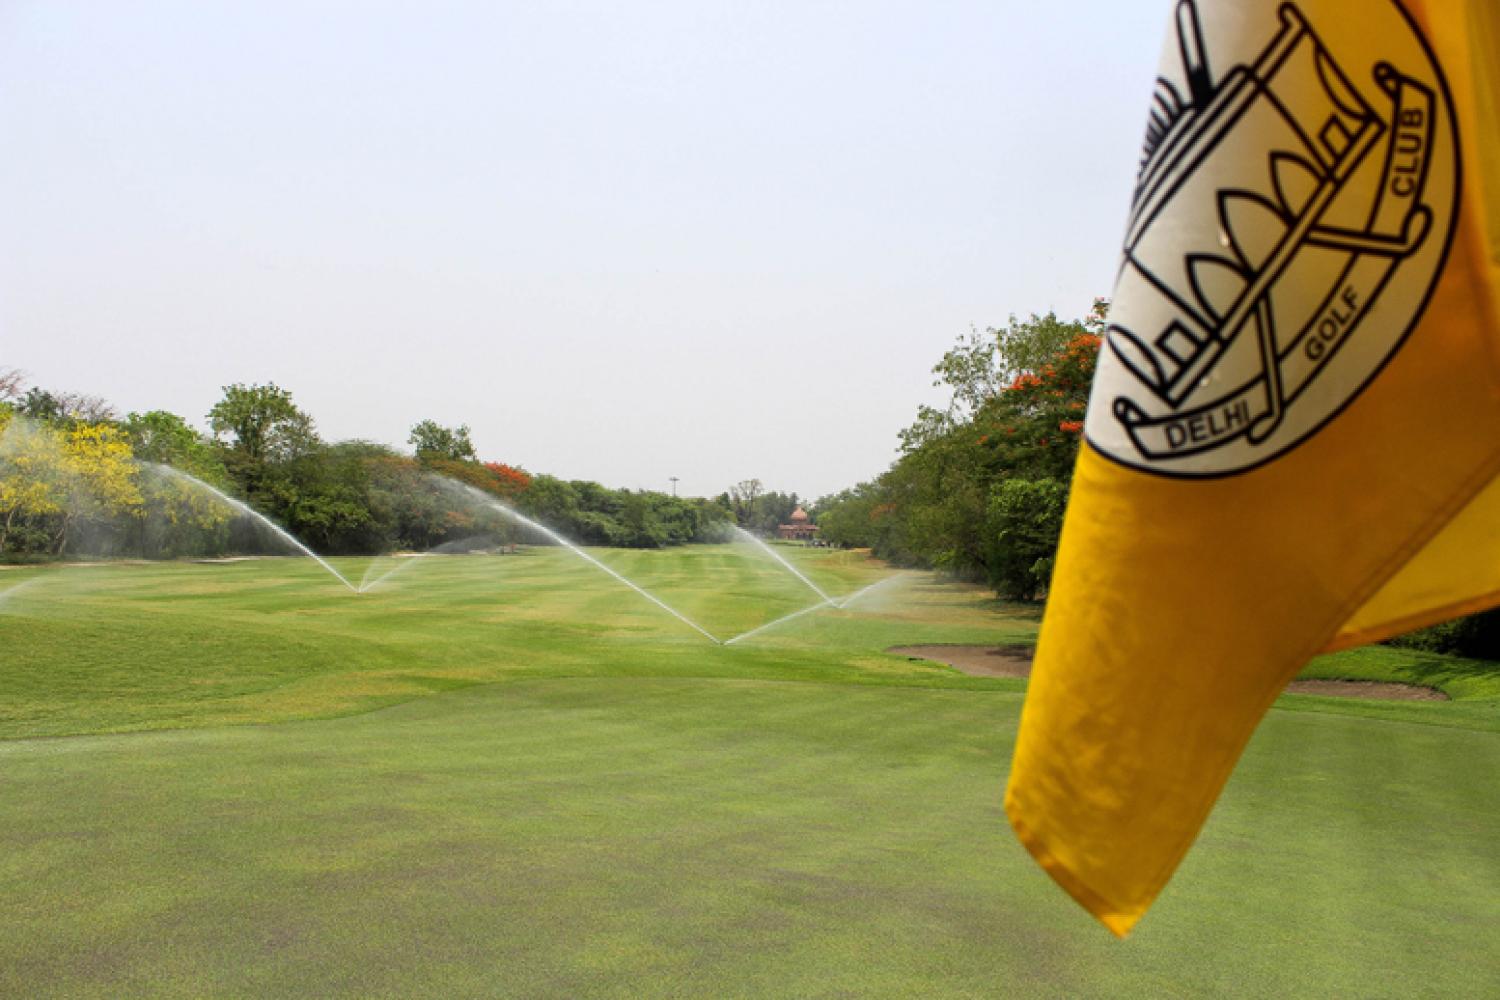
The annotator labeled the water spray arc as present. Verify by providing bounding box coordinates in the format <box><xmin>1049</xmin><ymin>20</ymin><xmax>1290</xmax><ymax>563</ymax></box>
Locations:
<box><xmin>356</xmin><ymin>536</ymin><xmax>499</xmax><ymax>593</ymax></box>
<box><xmin>721</xmin><ymin>573</ymin><xmax>903</xmax><ymax>645</ymax></box>
<box><xmin>145</xmin><ymin>463</ymin><xmax>885</xmax><ymax>645</ymax></box>
<box><xmin>723</xmin><ymin>599</ymin><xmax>829</xmax><ymax>645</ymax></box>
<box><xmin>0</xmin><ymin>577</ymin><xmax>40</xmax><ymax>612</ymax></box>
<box><xmin>358</xmin><ymin>553</ymin><xmax>428</xmax><ymax>593</ymax></box>
<box><xmin>730</xmin><ymin>526</ymin><xmax>836</xmax><ymax>606</ymax></box>
<box><xmin>150</xmin><ymin>465</ymin><xmax>359</xmax><ymax>593</ymax></box>
<box><xmin>832</xmin><ymin>574</ymin><xmax>900</xmax><ymax>611</ymax></box>
<box><xmin>451</xmin><ymin>483</ymin><xmax>722</xmax><ymax>645</ymax></box>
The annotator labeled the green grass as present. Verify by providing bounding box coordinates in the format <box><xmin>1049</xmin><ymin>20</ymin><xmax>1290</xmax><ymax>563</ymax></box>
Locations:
<box><xmin>1</xmin><ymin>546</ymin><xmax>1498</xmax><ymax>997</ymax></box>
<box><xmin>0</xmin><ymin>547</ymin><xmax>1027</xmax><ymax>738</ymax></box>
<box><xmin>1286</xmin><ymin>644</ymin><xmax>1500</xmax><ymax>729</ymax></box>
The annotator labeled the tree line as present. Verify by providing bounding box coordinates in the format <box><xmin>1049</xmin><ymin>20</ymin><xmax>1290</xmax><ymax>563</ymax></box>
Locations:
<box><xmin>0</xmin><ymin>374</ymin><xmax>742</xmax><ymax>560</ymax></box>
<box><xmin>717</xmin><ymin>479</ymin><xmax>806</xmax><ymax>537</ymax></box>
<box><xmin>813</xmin><ymin>303</ymin><xmax>1105</xmax><ymax>600</ymax></box>
<box><xmin>808</xmin><ymin>302</ymin><xmax>1500</xmax><ymax>657</ymax></box>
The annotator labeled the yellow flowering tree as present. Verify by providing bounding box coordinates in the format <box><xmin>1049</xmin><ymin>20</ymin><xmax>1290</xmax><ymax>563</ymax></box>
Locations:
<box><xmin>0</xmin><ymin>416</ymin><xmax>146</xmax><ymax>556</ymax></box>
<box><xmin>55</xmin><ymin>422</ymin><xmax>144</xmax><ymax>554</ymax></box>
<box><xmin>0</xmin><ymin>413</ymin><xmax>68</xmax><ymax>553</ymax></box>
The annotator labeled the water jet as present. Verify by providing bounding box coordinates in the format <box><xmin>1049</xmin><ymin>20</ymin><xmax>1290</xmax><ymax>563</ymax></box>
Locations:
<box><xmin>148</xmin><ymin>465</ymin><xmax>359</xmax><ymax>593</ymax></box>
<box><xmin>730</xmin><ymin>526</ymin><xmax>835</xmax><ymax>606</ymax></box>
<box><xmin>442</xmin><ymin>480</ymin><xmax>721</xmax><ymax>644</ymax></box>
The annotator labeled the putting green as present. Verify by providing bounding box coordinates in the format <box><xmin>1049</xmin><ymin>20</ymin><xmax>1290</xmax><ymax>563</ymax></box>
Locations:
<box><xmin>1</xmin><ymin>546</ymin><xmax>1497</xmax><ymax>996</ymax></box>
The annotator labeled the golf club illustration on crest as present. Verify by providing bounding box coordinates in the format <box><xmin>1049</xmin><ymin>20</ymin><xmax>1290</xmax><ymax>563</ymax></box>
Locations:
<box><xmin>1099</xmin><ymin>0</ymin><xmax>1438</xmax><ymax>468</ymax></box>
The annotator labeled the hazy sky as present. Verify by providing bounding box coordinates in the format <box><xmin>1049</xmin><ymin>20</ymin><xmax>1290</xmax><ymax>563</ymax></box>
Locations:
<box><xmin>0</xmin><ymin>1</ymin><xmax>1167</xmax><ymax>500</ymax></box>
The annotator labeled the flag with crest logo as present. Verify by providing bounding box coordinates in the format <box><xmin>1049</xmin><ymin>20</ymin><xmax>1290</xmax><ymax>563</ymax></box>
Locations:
<box><xmin>1006</xmin><ymin>0</ymin><xmax>1500</xmax><ymax>936</ymax></box>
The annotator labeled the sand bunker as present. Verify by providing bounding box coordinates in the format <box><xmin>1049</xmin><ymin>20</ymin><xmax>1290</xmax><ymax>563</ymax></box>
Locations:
<box><xmin>889</xmin><ymin>644</ymin><xmax>1449</xmax><ymax>701</ymax></box>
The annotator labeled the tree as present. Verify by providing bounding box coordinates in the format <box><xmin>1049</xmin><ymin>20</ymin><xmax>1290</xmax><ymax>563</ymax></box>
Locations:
<box><xmin>408</xmin><ymin>420</ymin><xmax>477</xmax><ymax>463</ymax></box>
<box><xmin>984</xmin><ymin>478</ymin><xmax>1068</xmax><ymax>600</ymax></box>
<box><xmin>362</xmin><ymin>450</ymin><xmax>492</xmax><ymax>552</ymax></box>
<box><xmin>482</xmin><ymin>462</ymin><xmax>532</xmax><ymax>497</ymax></box>
<box><xmin>819</xmin><ymin>300</ymin><xmax>1106</xmax><ymax>591</ymax></box>
<box><xmin>1387</xmin><ymin>608</ymin><xmax>1500</xmax><ymax>660</ymax></box>
<box><xmin>521</xmin><ymin>475</ymin><xmax>581</xmax><ymax>530</ymax></box>
<box><xmin>618</xmin><ymin>491</ymin><xmax>667</xmax><ymax>547</ymax></box>
<box><xmin>54</xmin><ymin>422</ymin><xmax>143</xmax><ymax>554</ymax></box>
<box><xmin>749</xmin><ymin>491</ymin><xmax>800</xmax><ymax>534</ymax></box>
<box><xmin>123</xmin><ymin>410</ymin><xmax>202</xmax><ymax>465</ymax></box>
<box><xmin>421</xmin><ymin>456</ymin><xmax>524</xmax><ymax>503</ymax></box>
<box><xmin>133</xmin><ymin>466</ymin><xmax>234</xmax><ymax>559</ymax></box>
<box><xmin>0</xmin><ymin>415</ymin><xmax>144</xmax><ymax>556</ymax></box>
<box><xmin>0</xmin><ymin>368</ymin><xmax>24</xmax><ymax>402</ymax></box>
<box><xmin>0</xmin><ymin>413</ymin><xmax>66</xmax><ymax>553</ymax></box>
<box><xmin>207</xmin><ymin>383</ymin><xmax>318</xmax><ymax>495</ymax></box>
<box><xmin>912</xmin><ymin>309</ymin><xmax>1097</xmax><ymax>444</ymax></box>
<box><xmin>974</xmin><ymin>312</ymin><xmax>1102</xmax><ymax>483</ymax></box>
<box><xmin>19</xmin><ymin>389</ymin><xmax>64</xmax><ymax>425</ymax></box>
<box><xmin>208</xmin><ymin>384</ymin><xmax>316</xmax><ymax>464</ymax></box>
<box><xmin>56</xmin><ymin>392</ymin><xmax>116</xmax><ymax>425</ymax></box>
<box><xmin>728</xmin><ymin>479</ymin><xmax>762</xmax><ymax>527</ymax></box>
<box><xmin>0</xmin><ymin>371</ymin><xmax>803</xmax><ymax>558</ymax></box>
<box><xmin>122</xmin><ymin>410</ymin><xmax>227</xmax><ymax>481</ymax></box>
<box><xmin>17</xmin><ymin>387</ymin><xmax>114</xmax><ymax>425</ymax></box>
<box><xmin>814</xmin><ymin>485</ymin><xmax>879</xmax><ymax>548</ymax></box>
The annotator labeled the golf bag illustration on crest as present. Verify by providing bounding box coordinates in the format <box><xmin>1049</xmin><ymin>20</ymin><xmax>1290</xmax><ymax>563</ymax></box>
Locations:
<box><xmin>1096</xmin><ymin>0</ymin><xmax>1439</xmax><ymax>470</ymax></box>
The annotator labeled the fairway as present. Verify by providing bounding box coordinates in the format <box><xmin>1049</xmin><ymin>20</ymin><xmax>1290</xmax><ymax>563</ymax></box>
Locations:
<box><xmin>3</xmin><ymin>545</ymin><xmax>1499</xmax><ymax>997</ymax></box>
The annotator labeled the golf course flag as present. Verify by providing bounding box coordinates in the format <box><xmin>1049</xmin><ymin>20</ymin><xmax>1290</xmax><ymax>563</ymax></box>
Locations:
<box><xmin>1006</xmin><ymin>0</ymin><xmax>1500</xmax><ymax>936</ymax></box>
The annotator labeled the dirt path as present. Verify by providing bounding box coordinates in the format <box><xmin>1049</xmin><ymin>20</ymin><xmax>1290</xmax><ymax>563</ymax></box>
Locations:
<box><xmin>888</xmin><ymin>644</ymin><xmax>1449</xmax><ymax>701</ymax></box>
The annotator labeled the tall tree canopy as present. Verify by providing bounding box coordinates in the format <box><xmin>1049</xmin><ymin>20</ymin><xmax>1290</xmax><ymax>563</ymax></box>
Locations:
<box><xmin>816</xmin><ymin>301</ymin><xmax>1104</xmax><ymax>598</ymax></box>
<box><xmin>727</xmin><ymin>479</ymin><xmax>763</xmax><ymax>527</ymax></box>
<box><xmin>208</xmin><ymin>384</ymin><xmax>318</xmax><ymax>473</ymax></box>
<box><xmin>408</xmin><ymin>420</ymin><xmax>477</xmax><ymax>463</ymax></box>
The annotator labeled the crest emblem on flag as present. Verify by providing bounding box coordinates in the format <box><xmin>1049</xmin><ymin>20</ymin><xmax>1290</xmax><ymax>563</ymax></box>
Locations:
<box><xmin>1085</xmin><ymin>0</ymin><xmax>1459</xmax><ymax>476</ymax></box>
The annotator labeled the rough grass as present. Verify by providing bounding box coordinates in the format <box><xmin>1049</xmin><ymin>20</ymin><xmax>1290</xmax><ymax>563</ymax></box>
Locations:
<box><xmin>1</xmin><ymin>547</ymin><xmax>1498</xmax><ymax>997</ymax></box>
<box><xmin>1281</xmin><ymin>645</ymin><xmax>1500</xmax><ymax>731</ymax></box>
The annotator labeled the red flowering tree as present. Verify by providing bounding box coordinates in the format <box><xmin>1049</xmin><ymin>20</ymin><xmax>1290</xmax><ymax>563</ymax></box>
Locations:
<box><xmin>975</xmin><ymin>315</ymin><xmax>1102</xmax><ymax>482</ymax></box>
<box><xmin>423</xmin><ymin>457</ymin><xmax>533</xmax><ymax>501</ymax></box>
<box><xmin>814</xmin><ymin>299</ymin><xmax>1107</xmax><ymax>597</ymax></box>
<box><xmin>482</xmin><ymin>462</ymin><xmax>532</xmax><ymax>498</ymax></box>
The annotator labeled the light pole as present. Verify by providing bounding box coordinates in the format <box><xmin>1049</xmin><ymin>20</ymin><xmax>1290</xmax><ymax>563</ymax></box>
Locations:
<box><xmin>669</xmin><ymin>476</ymin><xmax>679</xmax><ymax>497</ymax></box>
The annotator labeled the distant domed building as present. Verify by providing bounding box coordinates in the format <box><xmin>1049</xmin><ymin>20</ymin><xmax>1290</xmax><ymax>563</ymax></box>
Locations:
<box><xmin>777</xmin><ymin>506</ymin><xmax>819</xmax><ymax>542</ymax></box>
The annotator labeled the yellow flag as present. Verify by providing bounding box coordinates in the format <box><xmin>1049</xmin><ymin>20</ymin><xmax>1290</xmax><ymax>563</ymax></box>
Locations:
<box><xmin>1005</xmin><ymin>0</ymin><xmax>1500</xmax><ymax>937</ymax></box>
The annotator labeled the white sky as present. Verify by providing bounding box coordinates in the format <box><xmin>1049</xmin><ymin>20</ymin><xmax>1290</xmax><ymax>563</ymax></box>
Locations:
<box><xmin>0</xmin><ymin>1</ymin><xmax>1167</xmax><ymax>500</ymax></box>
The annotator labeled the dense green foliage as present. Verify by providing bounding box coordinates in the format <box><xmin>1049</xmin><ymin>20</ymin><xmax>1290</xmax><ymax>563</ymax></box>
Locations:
<box><xmin>407</xmin><ymin>418</ymin><xmax>477</xmax><ymax>462</ymax></box>
<box><xmin>815</xmin><ymin>304</ymin><xmax>1103</xmax><ymax>598</ymax></box>
<box><xmin>1383</xmin><ymin>607</ymin><xmax>1500</xmax><ymax>660</ymax></box>
<box><xmin>0</xmin><ymin>369</ymin><xmax>734</xmax><ymax>560</ymax></box>
<box><xmin>525</xmin><ymin>474</ymin><xmax>731</xmax><ymax>547</ymax></box>
<box><xmin>983</xmin><ymin>477</ymin><xmax>1068</xmax><ymax>601</ymax></box>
